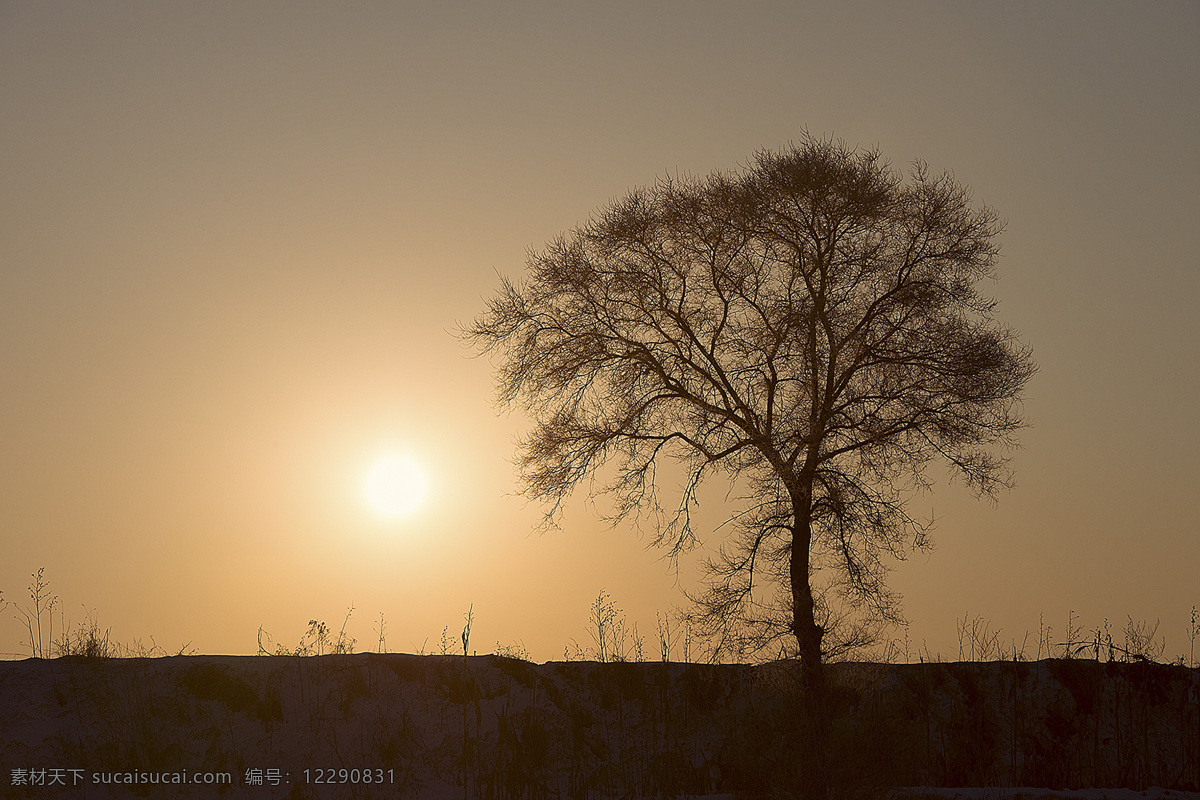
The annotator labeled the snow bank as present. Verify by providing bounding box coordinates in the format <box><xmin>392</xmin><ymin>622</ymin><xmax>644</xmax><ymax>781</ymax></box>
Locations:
<box><xmin>0</xmin><ymin>655</ymin><xmax>1196</xmax><ymax>798</ymax></box>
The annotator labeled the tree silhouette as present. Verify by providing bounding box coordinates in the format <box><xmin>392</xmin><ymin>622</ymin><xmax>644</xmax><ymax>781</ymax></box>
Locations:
<box><xmin>467</xmin><ymin>136</ymin><xmax>1035</xmax><ymax>795</ymax></box>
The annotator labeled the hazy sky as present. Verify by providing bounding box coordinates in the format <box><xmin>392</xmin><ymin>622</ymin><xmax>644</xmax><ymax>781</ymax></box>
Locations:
<box><xmin>2</xmin><ymin>2</ymin><xmax>1197</xmax><ymax>662</ymax></box>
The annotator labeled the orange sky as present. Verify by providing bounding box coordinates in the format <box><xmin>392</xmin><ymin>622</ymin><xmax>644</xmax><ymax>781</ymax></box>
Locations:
<box><xmin>2</xmin><ymin>2</ymin><xmax>1197</xmax><ymax>662</ymax></box>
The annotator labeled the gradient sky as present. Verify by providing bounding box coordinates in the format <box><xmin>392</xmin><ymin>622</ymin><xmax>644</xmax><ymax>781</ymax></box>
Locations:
<box><xmin>2</xmin><ymin>2</ymin><xmax>1197</xmax><ymax>662</ymax></box>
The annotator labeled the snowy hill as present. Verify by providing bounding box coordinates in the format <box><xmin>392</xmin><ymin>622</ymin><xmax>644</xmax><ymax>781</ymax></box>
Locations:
<box><xmin>1</xmin><ymin>655</ymin><xmax>1197</xmax><ymax>798</ymax></box>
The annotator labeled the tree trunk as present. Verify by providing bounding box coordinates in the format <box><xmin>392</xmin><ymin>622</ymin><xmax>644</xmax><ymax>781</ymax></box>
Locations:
<box><xmin>791</xmin><ymin>489</ymin><xmax>830</xmax><ymax>800</ymax></box>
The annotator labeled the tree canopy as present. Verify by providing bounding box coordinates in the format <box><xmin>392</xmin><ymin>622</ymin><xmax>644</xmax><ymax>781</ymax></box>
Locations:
<box><xmin>467</xmin><ymin>137</ymin><xmax>1035</xmax><ymax>668</ymax></box>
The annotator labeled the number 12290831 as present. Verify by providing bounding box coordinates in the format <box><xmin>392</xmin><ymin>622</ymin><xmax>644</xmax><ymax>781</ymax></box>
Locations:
<box><xmin>304</xmin><ymin>768</ymin><xmax>394</xmax><ymax>785</ymax></box>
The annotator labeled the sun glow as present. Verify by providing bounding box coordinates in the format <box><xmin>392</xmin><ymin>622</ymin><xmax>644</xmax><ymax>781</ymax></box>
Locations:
<box><xmin>364</xmin><ymin>454</ymin><xmax>429</xmax><ymax>518</ymax></box>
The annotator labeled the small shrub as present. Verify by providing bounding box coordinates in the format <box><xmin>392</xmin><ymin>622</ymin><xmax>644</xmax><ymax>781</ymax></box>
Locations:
<box><xmin>275</xmin><ymin>611</ymin><xmax>357</xmax><ymax>656</ymax></box>
<box><xmin>14</xmin><ymin>567</ymin><xmax>58</xmax><ymax>658</ymax></box>
<box><xmin>54</xmin><ymin>607</ymin><xmax>116</xmax><ymax>659</ymax></box>
<box><xmin>374</xmin><ymin>611</ymin><xmax>388</xmax><ymax>653</ymax></box>
<box><xmin>1189</xmin><ymin>605</ymin><xmax>1198</xmax><ymax>668</ymax></box>
<box><xmin>957</xmin><ymin>613</ymin><xmax>1003</xmax><ymax>661</ymax></box>
<box><xmin>1123</xmin><ymin>616</ymin><xmax>1166</xmax><ymax>662</ymax></box>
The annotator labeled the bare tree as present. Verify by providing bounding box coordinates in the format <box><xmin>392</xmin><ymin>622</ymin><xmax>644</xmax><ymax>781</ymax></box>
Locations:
<box><xmin>466</xmin><ymin>136</ymin><xmax>1034</xmax><ymax>792</ymax></box>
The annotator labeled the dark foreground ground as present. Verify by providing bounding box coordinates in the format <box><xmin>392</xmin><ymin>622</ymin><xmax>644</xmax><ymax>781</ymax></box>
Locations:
<box><xmin>1</xmin><ymin>655</ymin><xmax>1198</xmax><ymax>798</ymax></box>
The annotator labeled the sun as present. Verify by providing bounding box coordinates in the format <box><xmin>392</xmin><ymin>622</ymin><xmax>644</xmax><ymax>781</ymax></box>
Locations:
<box><xmin>364</xmin><ymin>454</ymin><xmax>429</xmax><ymax>518</ymax></box>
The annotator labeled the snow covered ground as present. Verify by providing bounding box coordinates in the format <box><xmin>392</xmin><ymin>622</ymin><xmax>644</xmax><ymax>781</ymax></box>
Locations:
<box><xmin>1</xmin><ymin>654</ymin><xmax>1197</xmax><ymax>798</ymax></box>
<box><xmin>888</xmin><ymin>790</ymin><xmax>1200</xmax><ymax>800</ymax></box>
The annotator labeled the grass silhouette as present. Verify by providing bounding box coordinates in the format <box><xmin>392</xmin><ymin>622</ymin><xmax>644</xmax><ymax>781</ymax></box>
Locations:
<box><xmin>3</xmin><ymin>569</ymin><xmax>1198</xmax><ymax>670</ymax></box>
